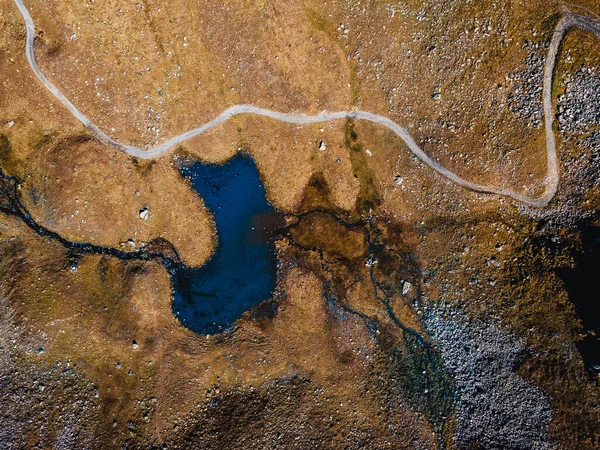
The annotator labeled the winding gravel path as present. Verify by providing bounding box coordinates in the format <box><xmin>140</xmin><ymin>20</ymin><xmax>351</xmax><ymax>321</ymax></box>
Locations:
<box><xmin>12</xmin><ymin>0</ymin><xmax>600</xmax><ymax>207</ymax></box>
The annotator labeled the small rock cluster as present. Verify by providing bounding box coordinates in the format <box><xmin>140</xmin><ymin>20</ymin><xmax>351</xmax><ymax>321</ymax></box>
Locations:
<box><xmin>139</xmin><ymin>206</ymin><xmax>150</xmax><ymax>220</ymax></box>
<box><xmin>583</xmin><ymin>128</ymin><xmax>600</xmax><ymax>150</ymax></box>
<box><xmin>423</xmin><ymin>307</ymin><xmax>553</xmax><ymax>450</ymax></box>
<box><xmin>507</xmin><ymin>42</ymin><xmax>547</xmax><ymax>129</ymax></box>
<box><xmin>558</xmin><ymin>67</ymin><xmax>600</xmax><ymax>141</ymax></box>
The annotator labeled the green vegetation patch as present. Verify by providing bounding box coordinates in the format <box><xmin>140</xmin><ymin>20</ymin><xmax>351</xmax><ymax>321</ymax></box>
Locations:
<box><xmin>386</xmin><ymin>333</ymin><xmax>455</xmax><ymax>433</ymax></box>
<box><xmin>344</xmin><ymin>120</ymin><xmax>383</xmax><ymax>217</ymax></box>
<box><xmin>0</xmin><ymin>134</ymin><xmax>22</xmax><ymax>176</ymax></box>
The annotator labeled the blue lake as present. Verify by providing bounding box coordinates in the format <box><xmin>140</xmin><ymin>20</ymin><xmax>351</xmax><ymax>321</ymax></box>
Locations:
<box><xmin>172</xmin><ymin>154</ymin><xmax>281</xmax><ymax>335</ymax></box>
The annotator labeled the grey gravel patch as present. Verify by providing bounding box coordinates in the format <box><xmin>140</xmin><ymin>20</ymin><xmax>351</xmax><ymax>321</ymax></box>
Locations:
<box><xmin>558</xmin><ymin>67</ymin><xmax>600</xmax><ymax>138</ymax></box>
<box><xmin>423</xmin><ymin>308</ymin><xmax>553</xmax><ymax>450</ymax></box>
<box><xmin>508</xmin><ymin>42</ymin><xmax>548</xmax><ymax>129</ymax></box>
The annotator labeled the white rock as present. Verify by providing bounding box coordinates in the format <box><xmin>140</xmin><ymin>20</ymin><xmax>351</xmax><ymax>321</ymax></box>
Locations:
<box><xmin>6</xmin><ymin>121</ymin><xmax>14</xmax><ymax>128</ymax></box>
<box><xmin>402</xmin><ymin>280</ymin><xmax>412</xmax><ymax>295</ymax></box>
<box><xmin>318</xmin><ymin>140</ymin><xmax>326</xmax><ymax>151</ymax></box>
<box><xmin>365</xmin><ymin>256</ymin><xmax>378</xmax><ymax>266</ymax></box>
<box><xmin>139</xmin><ymin>207</ymin><xmax>149</xmax><ymax>220</ymax></box>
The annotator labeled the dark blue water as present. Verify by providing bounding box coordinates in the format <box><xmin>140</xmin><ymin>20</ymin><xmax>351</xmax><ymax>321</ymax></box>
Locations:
<box><xmin>172</xmin><ymin>154</ymin><xmax>281</xmax><ymax>335</ymax></box>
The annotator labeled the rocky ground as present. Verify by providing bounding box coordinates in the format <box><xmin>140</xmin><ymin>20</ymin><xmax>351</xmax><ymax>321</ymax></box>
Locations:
<box><xmin>424</xmin><ymin>307</ymin><xmax>553</xmax><ymax>450</ymax></box>
<box><xmin>0</xmin><ymin>298</ymin><xmax>102</xmax><ymax>450</ymax></box>
<box><xmin>508</xmin><ymin>40</ymin><xmax>547</xmax><ymax>130</ymax></box>
<box><xmin>558</xmin><ymin>67</ymin><xmax>600</xmax><ymax>137</ymax></box>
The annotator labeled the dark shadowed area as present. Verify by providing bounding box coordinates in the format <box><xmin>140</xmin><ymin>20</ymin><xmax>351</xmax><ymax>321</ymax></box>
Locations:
<box><xmin>559</xmin><ymin>225</ymin><xmax>600</xmax><ymax>376</ymax></box>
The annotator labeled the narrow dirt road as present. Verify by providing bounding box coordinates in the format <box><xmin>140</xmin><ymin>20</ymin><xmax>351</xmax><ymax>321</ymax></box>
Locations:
<box><xmin>12</xmin><ymin>0</ymin><xmax>600</xmax><ymax>207</ymax></box>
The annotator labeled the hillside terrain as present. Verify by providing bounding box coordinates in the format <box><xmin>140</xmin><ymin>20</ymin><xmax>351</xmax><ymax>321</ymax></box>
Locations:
<box><xmin>1</xmin><ymin>0</ymin><xmax>600</xmax><ymax>448</ymax></box>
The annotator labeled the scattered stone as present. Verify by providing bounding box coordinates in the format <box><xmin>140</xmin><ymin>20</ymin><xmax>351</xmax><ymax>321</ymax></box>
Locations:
<box><xmin>318</xmin><ymin>140</ymin><xmax>326</xmax><ymax>151</ymax></box>
<box><xmin>0</xmin><ymin>299</ymin><xmax>99</xmax><ymax>449</ymax></box>
<box><xmin>365</xmin><ymin>149</ymin><xmax>373</xmax><ymax>157</ymax></box>
<box><xmin>508</xmin><ymin>42</ymin><xmax>547</xmax><ymax>129</ymax></box>
<box><xmin>401</xmin><ymin>280</ymin><xmax>412</xmax><ymax>295</ymax></box>
<box><xmin>365</xmin><ymin>255</ymin><xmax>378</xmax><ymax>266</ymax></box>
<box><xmin>132</xmin><ymin>340</ymin><xmax>139</xmax><ymax>350</ymax></box>
<box><xmin>139</xmin><ymin>207</ymin><xmax>149</xmax><ymax>220</ymax></box>
<box><xmin>6</xmin><ymin>121</ymin><xmax>14</xmax><ymax>128</ymax></box>
<box><xmin>557</xmin><ymin>66</ymin><xmax>600</xmax><ymax>139</ymax></box>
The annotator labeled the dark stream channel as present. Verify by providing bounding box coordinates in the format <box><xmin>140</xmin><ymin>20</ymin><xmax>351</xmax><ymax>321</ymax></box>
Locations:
<box><xmin>172</xmin><ymin>154</ymin><xmax>281</xmax><ymax>335</ymax></box>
